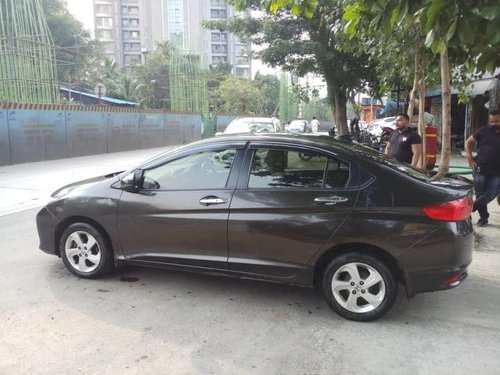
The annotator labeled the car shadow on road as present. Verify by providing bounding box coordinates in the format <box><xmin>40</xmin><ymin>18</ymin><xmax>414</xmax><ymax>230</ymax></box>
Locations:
<box><xmin>42</xmin><ymin>261</ymin><xmax>500</xmax><ymax>373</ymax></box>
<box><xmin>45</xmin><ymin>260</ymin><xmax>492</xmax><ymax>326</ymax></box>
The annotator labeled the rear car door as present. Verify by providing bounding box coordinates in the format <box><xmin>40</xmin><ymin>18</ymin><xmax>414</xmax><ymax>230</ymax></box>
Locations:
<box><xmin>116</xmin><ymin>143</ymin><xmax>245</xmax><ymax>269</ymax></box>
<box><xmin>227</xmin><ymin>142</ymin><xmax>359</xmax><ymax>278</ymax></box>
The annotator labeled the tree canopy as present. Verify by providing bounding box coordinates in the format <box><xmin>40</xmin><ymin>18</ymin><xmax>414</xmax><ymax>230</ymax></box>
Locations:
<box><xmin>213</xmin><ymin>0</ymin><xmax>379</xmax><ymax>135</ymax></box>
<box><xmin>42</xmin><ymin>0</ymin><xmax>102</xmax><ymax>91</ymax></box>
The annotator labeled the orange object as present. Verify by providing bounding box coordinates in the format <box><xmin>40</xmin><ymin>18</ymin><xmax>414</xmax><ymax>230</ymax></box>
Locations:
<box><xmin>424</xmin><ymin>125</ymin><xmax>438</xmax><ymax>170</ymax></box>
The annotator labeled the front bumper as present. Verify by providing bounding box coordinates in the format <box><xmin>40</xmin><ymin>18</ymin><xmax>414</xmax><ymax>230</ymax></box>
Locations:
<box><xmin>36</xmin><ymin>207</ymin><xmax>60</xmax><ymax>255</ymax></box>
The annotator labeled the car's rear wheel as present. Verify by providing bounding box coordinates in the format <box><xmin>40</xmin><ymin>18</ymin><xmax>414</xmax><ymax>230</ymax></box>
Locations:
<box><xmin>60</xmin><ymin>223</ymin><xmax>113</xmax><ymax>278</ymax></box>
<box><xmin>322</xmin><ymin>252</ymin><xmax>397</xmax><ymax>321</ymax></box>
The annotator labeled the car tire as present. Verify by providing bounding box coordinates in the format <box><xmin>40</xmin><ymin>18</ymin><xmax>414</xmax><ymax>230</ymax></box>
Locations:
<box><xmin>60</xmin><ymin>223</ymin><xmax>114</xmax><ymax>279</ymax></box>
<box><xmin>322</xmin><ymin>252</ymin><xmax>397</xmax><ymax>322</ymax></box>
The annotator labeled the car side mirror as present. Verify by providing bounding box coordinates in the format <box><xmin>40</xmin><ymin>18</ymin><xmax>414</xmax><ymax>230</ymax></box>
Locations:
<box><xmin>120</xmin><ymin>169</ymin><xmax>144</xmax><ymax>192</ymax></box>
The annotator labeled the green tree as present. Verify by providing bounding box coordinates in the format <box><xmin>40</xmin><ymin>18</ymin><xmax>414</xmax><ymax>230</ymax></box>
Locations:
<box><xmin>132</xmin><ymin>42</ymin><xmax>171</xmax><ymax>109</ymax></box>
<box><xmin>256</xmin><ymin>0</ymin><xmax>500</xmax><ymax>175</ymax></box>
<box><xmin>216</xmin><ymin>76</ymin><xmax>264</xmax><ymax>114</ymax></box>
<box><xmin>253</xmin><ymin>73</ymin><xmax>280</xmax><ymax>116</ymax></box>
<box><xmin>209</xmin><ymin>62</ymin><xmax>233</xmax><ymax>74</ymax></box>
<box><xmin>42</xmin><ymin>0</ymin><xmax>101</xmax><ymax>90</ymax></box>
<box><xmin>343</xmin><ymin>0</ymin><xmax>500</xmax><ymax>176</ymax></box>
<box><xmin>209</xmin><ymin>0</ymin><xmax>378</xmax><ymax>135</ymax></box>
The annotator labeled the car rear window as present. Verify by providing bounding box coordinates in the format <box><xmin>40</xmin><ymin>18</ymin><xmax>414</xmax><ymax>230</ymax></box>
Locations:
<box><xmin>348</xmin><ymin>143</ymin><xmax>429</xmax><ymax>181</ymax></box>
<box><xmin>248</xmin><ymin>148</ymin><xmax>349</xmax><ymax>188</ymax></box>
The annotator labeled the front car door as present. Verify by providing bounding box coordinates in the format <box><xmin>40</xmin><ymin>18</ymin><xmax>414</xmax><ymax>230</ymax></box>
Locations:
<box><xmin>117</xmin><ymin>143</ymin><xmax>245</xmax><ymax>269</ymax></box>
<box><xmin>228</xmin><ymin>142</ymin><xmax>358</xmax><ymax>281</ymax></box>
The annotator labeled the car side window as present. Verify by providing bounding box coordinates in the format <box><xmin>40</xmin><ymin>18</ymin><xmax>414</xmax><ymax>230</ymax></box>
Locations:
<box><xmin>248</xmin><ymin>148</ymin><xmax>348</xmax><ymax>188</ymax></box>
<box><xmin>143</xmin><ymin>148</ymin><xmax>236</xmax><ymax>190</ymax></box>
<box><xmin>325</xmin><ymin>158</ymin><xmax>350</xmax><ymax>188</ymax></box>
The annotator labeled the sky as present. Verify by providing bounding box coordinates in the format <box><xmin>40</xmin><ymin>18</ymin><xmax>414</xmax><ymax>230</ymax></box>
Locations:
<box><xmin>66</xmin><ymin>0</ymin><xmax>94</xmax><ymax>33</ymax></box>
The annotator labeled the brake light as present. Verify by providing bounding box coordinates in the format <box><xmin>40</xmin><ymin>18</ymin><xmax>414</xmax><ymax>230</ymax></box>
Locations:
<box><xmin>422</xmin><ymin>196</ymin><xmax>473</xmax><ymax>221</ymax></box>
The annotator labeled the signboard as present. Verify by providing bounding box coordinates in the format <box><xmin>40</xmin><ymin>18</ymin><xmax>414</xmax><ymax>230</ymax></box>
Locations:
<box><xmin>94</xmin><ymin>83</ymin><xmax>106</xmax><ymax>98</ymax></box>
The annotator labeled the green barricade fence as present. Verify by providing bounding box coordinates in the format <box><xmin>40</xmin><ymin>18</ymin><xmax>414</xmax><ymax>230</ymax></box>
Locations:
<box><xmin>435</xmin><ymin>165</ymin><xmax>473</xmax><ymax>176</ymax></box>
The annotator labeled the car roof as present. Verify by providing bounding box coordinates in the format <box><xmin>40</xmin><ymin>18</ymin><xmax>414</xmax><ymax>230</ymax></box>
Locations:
<box><xmin>176</xmin><ymin>133</ymin><xmax>357</xmax><ymax>157</ymax></box>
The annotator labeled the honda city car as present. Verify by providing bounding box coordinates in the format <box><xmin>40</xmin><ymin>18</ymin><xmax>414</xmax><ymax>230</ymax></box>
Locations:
<box><xmin>36</xmin><ymin>134</ymin><xmax>474</xmax><ymax>321</ymax></box>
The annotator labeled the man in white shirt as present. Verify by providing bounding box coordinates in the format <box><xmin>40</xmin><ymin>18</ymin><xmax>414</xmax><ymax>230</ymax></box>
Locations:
<box><xmin>311</xmin><ymin>117</ymin><xmax>320</xmax><ymax>133</ymax></box>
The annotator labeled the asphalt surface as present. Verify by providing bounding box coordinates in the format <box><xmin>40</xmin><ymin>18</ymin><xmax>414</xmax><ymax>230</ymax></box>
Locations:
<box><xmin>0</xmin><ymin>149</ymin><xmax>499</xmax><ymax>374</ymax></box>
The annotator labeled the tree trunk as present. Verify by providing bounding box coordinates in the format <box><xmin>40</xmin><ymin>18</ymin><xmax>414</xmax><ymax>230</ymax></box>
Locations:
<box><xmin>331</xmin><ymin>90</ymin><xmax>349</xmax><ymax>136</ymax></box>
<box><xmin>407</xmin><ymin>51</ymin><xmax>420</xmax><ymax>120</ymax></box>
<box><xmin>418</xmin><ymin>74</ymin><xmax>426</xmax><ymax>169</ymax></box>
<box><xmin>432</xmin><ymin>47</ymin><xmax>451</xmax><ymax>180</ymax></box>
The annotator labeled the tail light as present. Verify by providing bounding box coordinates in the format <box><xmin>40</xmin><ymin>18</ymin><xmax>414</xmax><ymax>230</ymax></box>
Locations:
<box><xmin>422</xmin><ymin>196</ymin><xmax>473</xmax><ymax>222</ymax></box>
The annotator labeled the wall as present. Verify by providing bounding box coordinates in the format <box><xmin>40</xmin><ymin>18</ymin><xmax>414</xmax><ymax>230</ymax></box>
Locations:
<box><xmin>0</xmin><ymin>103</ymin><xmax>237</xmax><ymax>166</ymax></box>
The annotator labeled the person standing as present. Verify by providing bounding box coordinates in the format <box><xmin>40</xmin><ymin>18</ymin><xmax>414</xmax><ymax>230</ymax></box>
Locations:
<box><xmin>465</xmin><ymin>109</ymin><xmax>500</xmax><ymax>227</ymax></box>
<box><xmin>311</xmin><ymin>116</ymin><xmax>320</xmax><ymax>133</ymax></box>
<box><xmin>384</xmin><ymin>113</ymin><xmax>422</xmax><ymax>167</ymax></box>
<box><xmin>350</xmin><ymin>117</ymin><xmax>360</xmax><ymax>138</ymax></box>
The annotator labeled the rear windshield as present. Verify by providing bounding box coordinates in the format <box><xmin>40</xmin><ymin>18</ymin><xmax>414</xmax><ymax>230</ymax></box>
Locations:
<box><xmin>347</xmin><ymin>142</ymin><xmax>430</xmax><ymax>181</ymax></box>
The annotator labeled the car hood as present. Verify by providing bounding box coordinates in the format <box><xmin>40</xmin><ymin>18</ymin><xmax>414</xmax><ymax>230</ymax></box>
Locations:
<box><xmin>50</xmin><ymin>171</ymin><xmax>122</xmax><ymax>199</ymax></box>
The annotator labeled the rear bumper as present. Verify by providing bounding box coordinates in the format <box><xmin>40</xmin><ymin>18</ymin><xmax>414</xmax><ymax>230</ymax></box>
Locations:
<box><xmin>404</xmin><ymin>266</ymin><xmax>468</xmax><ymax>297</ymax></box>
<box><xmin>399</xmin><ymin>220</ymin><xmax>473</xmax><ymax>297</ymax></box>
<box><xmin>36</xmin><ymin>207</ymin><xmax>59</xmax><ymax>255</ymax></box>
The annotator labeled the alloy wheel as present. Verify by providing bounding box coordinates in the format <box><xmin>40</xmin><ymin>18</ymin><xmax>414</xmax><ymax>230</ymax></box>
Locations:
<box><xmin>330</xmin><ymin>262</ymin><xmax>386</xmax><ymax>314</ymax></box>
<box><xmin>64</xmin><ymin>230</ymin><xmax>101</xmax><ymax>273</ymax></box>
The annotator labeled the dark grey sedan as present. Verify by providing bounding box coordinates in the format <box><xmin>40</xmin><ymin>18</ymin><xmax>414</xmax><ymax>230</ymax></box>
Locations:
<box><xmin>36</xmin><ymin>134</ymin><xmax>474</xmax><ymax>321</ymax></box>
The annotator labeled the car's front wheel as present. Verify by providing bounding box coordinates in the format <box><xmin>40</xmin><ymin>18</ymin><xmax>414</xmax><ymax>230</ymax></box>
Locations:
<box><xmin>60</xmin><ymin>223</ymin><xmax>113</xmax><ymax>278</ymax></box>
<box><xmin>322</xmin><ymin>252</ymin><xmax>397</xmax><ymax>321</ymax></box>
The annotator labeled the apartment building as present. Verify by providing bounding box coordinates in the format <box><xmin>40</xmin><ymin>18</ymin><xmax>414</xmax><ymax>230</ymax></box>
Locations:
<box><xmin>93</xmin><ymin>0</ymin><xmax>251</xmax><ymax>78</ymax></box>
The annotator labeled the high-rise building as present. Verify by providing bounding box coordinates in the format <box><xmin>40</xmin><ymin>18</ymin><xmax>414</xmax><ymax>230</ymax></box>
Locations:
<box><xmin>93</xmin><ymin>0</ymin><xmax>251</xmax><ymax>78</ymax></box>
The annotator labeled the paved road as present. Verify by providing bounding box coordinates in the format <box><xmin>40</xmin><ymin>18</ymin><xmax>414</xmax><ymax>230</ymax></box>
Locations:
<box><xmin>1</xmin><ymin>149</ymin><xmax>499</xmax><ymax>374</ymax></box>
<box><xmin>0</xmin><ymin>147</ymin><xmax>172</xmax><ymax>217</ymax></box>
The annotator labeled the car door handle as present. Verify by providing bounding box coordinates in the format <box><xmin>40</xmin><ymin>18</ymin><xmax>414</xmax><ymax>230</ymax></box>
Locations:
<box><xmin>199</xmin><ymin>196</ymin><xmax>228</xmax><ymax>206</ymax></box>
<box><xmin>314</xmin><ymin>196</ymin><xmax>349</xmax><ymax>205</ymax></box>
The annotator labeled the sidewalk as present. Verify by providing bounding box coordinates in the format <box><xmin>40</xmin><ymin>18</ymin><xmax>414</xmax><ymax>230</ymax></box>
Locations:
<box><xmin>0</xmin><ymin>146</ymin><xmax>174</xmax><ymax>216</ymax></box>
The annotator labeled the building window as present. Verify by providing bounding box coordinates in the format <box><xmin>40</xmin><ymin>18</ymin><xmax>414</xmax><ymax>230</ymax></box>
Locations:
<box><xmin>235</xmin><ymin>67</ymin><xmax>249</xmax><ymax>77</ymax></box>
<box><xmin>210</xmin><ymin>9</ymin><xmax>227</xmax><ymax>19</ymax></box>
<box><xmin>211</xmin><ymin>44</ymin><xmax>227</xmax><ymax>54</ymax></box>
<box><xmin>96</xmin><ymin>4</ymin><xmax>112</xmax><ymax>13</ymax></box>
<box><xmin>96</xmin><ymin>29</ymin><xmax>113</xmax><ymax>39</ymax></box>
<box><xmin>122</xmin><ymin>5</ymin><xmax>139</xmax><ymax>14</ymax></box>
<box><xmin>96</xmin><ymin>17</ymin><xmax>112</xmax><ymax>27</ymax></box>
<box><xmin>212</xmin><ymin>56</ymin><xmax>227</xmax><ymax>64</ymax></box>
<box><xmin>236</xmin><ymin>57</ymin><xmax>249</xmax><ymax>65</ymax></box>
<box><xmin>211</xmin><ymin>32</ymin><xmax>227</xmax><ymax>42</ymax></box>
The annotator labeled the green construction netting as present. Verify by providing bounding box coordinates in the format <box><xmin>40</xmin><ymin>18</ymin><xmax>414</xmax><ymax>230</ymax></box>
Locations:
<box><xmin>0</xmin><ymin>0</ymin><xmax>58</xmax><ymax>103</ymax></box>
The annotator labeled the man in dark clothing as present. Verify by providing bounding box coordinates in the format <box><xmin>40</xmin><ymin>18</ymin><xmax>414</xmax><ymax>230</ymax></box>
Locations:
<box><xmin>384</xmin><ymin>113</ymin><xmax>422</xmax><ymax>167</ymax></box>
<box><xmin>465</xmin><ymin>109</ymin><xmax>500</xmax><ymax>227</ymax></box>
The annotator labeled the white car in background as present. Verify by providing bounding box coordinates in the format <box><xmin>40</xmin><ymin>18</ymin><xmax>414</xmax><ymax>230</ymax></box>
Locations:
<box><xmin>367</xmin><ymin>116</ymin><xmax>396</xmax><ymax>137</ymax></box>
<box><xmin>222</xmin><ymin>117</ymin><xmax>283</xmax><ymax>135</ymax></box>
<box><xmin>287</xmin><ymin>120</ymin><xmax>311</xmax><ymax>134</ymax></box>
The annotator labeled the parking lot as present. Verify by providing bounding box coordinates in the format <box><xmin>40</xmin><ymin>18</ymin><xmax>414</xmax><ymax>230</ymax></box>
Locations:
<box><xmin>1</xmin><ymin>148</ymin><xmax>500</xmax><ymax>374</ymax></box>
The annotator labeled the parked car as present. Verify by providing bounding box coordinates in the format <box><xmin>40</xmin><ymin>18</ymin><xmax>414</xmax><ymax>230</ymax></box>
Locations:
<box><xmin>36</xmin><ymin>134</ymin><xmax>473</xmax><ymax>321</ymax></box>
<box><xmin>287</xmin><ymin>120</ymin><xmax>311</xmax><ymax>134</ymax></box>
<box><xmin>369</xmin><ymin>116</ymin><xmax>396</xmax><ymax>131</ymax></box>
<box><xmin>222</xmin><ymin>117</ymin><xmax>282</xmax><ymax>135</ymax></box>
